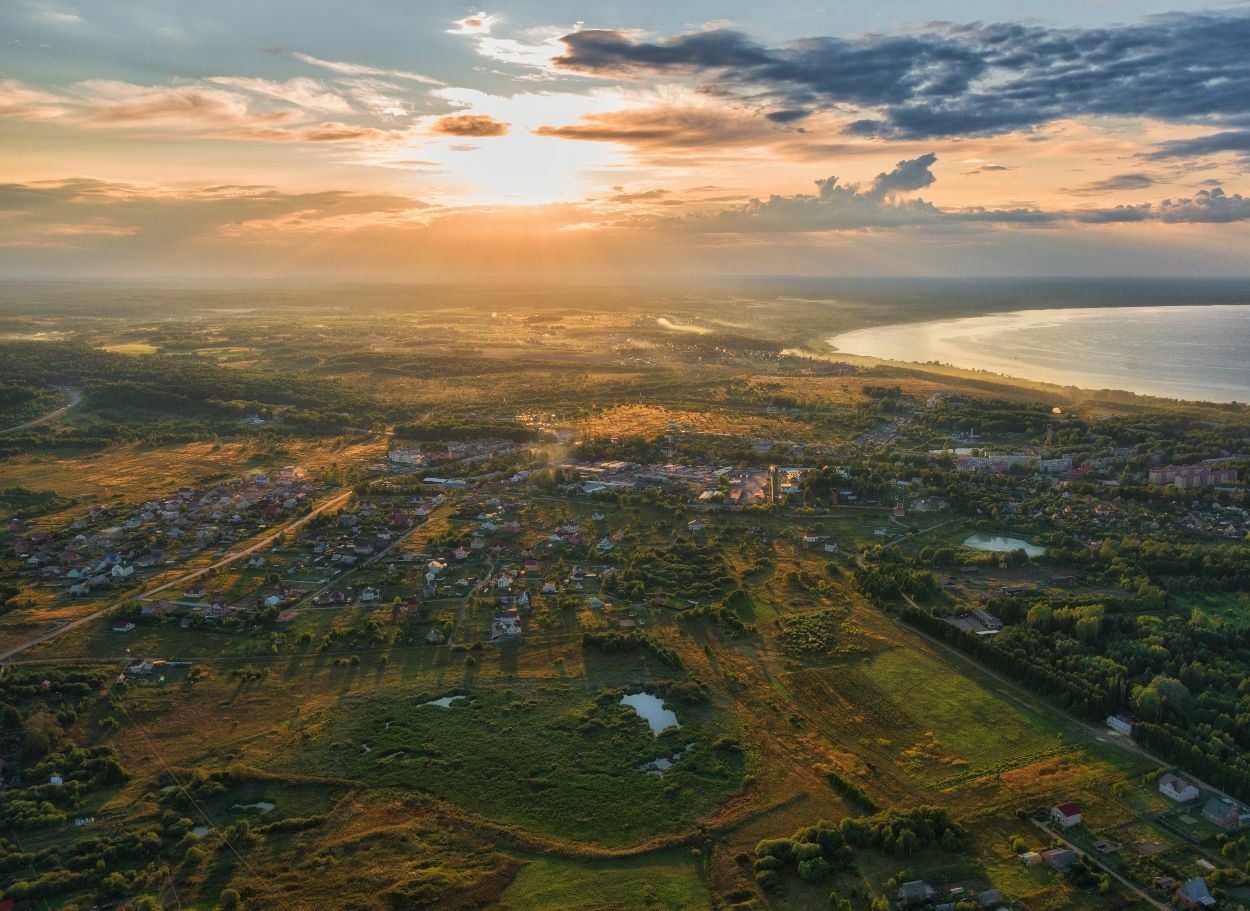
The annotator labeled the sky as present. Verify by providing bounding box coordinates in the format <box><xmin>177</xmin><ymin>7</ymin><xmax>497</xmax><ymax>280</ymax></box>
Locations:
<box><xmin>2</xmin><ymin>0</ymin><xmax>1250</xmax><ymax>280</ymax></box>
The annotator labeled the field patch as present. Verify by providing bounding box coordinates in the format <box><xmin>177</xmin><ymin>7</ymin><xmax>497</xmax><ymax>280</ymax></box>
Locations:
<box><xmin>501</xmin><ymin>851</ymin><xmax>708</xmax><ymax>911</ymax></box>
<box><xmin>859</xmin><ymin>647</ymin><xmax>1067</xmax><ymax>787</ymax></box>
<box><xmin>785</xmin><ymin>647</ymin><xmax>1067</xmax><ymax>792</ymax></box>
<box><xmin>276</xmin><ymin>682</ymin><xmax>746</xmax><ymax>846</ymax></box>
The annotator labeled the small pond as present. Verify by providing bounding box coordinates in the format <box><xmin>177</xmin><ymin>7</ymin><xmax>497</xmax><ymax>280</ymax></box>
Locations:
<box><xmin>962</xmin><ymin>533</ymin><xmax>1045</xmax><ymax>557</ymax></box>
<box><xmin>422</xmin><ymin>695</ymin><xmax>465</xmax><ymax>708</ymax></box>
<box><xmin>620</xmin><ymin>692</ymin><xmax>680</xmax><ymax>736</ymax></box>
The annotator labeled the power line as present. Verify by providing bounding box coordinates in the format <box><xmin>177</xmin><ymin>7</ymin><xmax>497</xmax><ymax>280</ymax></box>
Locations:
<box><xmin>113</xmin><ymin>699</ymin><xmax>299</xmax><ymax>911</ymax></box>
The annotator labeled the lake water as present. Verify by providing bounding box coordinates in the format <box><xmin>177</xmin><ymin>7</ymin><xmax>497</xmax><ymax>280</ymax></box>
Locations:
<box><xmin>829</xmin><ymin>305</ymin><xmax>1250</xmax><ymax>403</ymax></box>
<box><xmin>620</xmin><ymin>692</ymin><xmax>681</xmax><ymax>736</ymax></box>
<box><xmin>963</xmin><ymin>534</ymin><xmax>1045</xmax><ymax>557</ymax></box>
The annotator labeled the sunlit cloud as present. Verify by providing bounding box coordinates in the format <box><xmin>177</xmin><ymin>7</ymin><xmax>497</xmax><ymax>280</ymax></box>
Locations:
<box><xmin>447</xmin><ymin>11</ymin><xmax>502</xmax><ymax>36</ymax></box>
<box><xmin>291</xmin><ymin>52</ymin><xmax>443</xmax><ymax>86</ymax></box>
<box><xmin>432</xmin><ymin>113</ymin><xmax>509</xmax><ymax>137</ymax></box>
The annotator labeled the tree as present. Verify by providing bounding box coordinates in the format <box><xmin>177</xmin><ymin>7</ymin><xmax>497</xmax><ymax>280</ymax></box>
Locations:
<box><xmin>220</xmin><ymin>887</ymin><xmax>240</xmax><ymax>909</ymax></box>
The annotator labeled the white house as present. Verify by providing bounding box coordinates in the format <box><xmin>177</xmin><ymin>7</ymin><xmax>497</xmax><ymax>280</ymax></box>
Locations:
<box><xmin>1050</xmin><ymin>802</ymin><xmax>1082</xmax><ymax>828</ymax></box>
<box><xmin>1160</xmin><ymin>773</ymin><xmax>1200</xmax><ymax>803</ymax></box>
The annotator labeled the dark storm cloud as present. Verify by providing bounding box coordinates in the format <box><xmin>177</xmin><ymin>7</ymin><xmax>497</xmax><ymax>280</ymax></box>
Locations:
<box><xmin>1064</xmin><ymin>173</ymin><xmax>1156</xmax><ymax>196</ymax></box>
<box><xmin>764</xmin><ymin>109</ymin><xmax>810</xmax><ymax>124</ymax></box>
<box><xmin>554</xmin><ymin>12</ymin><xmax>1250</xmax><ymax>140</ymax></box>
<box><xmin>1147</xmin><ymin>130</ymin><xmax>1250</xmax><ymax>160</ymax></box>
<box><xmin>868</xmin><ymin>153</ymin><xmax>937</xmax><ymax>196</ymax></box>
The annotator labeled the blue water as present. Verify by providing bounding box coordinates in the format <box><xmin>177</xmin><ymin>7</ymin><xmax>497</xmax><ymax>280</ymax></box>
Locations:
<box><xmin>829</xmin><ymin>305</ymin><xmax>1250</xmax><ymax>403</ymax></box>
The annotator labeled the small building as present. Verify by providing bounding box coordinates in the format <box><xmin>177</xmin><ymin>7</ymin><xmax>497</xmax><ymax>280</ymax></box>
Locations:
<box><xmin>970</xmin><ymin>607</ymin><xmax>1003</xmax><ymax>631</ymax></box>
<box><xmin>897</xmin><ymin>881</ymin><xmax>935</xmax><ymax>907</ymax></box>
<box><xmin>1020</xmin><ymin>851</ymin><xmax>1042</xmax><ymax>867</ymax></box>
<box><xmin>1050</xmin><ymin>802</ymin><xmax>1082</xmax><ymax>828</ymax></box>
<box><xmin>1041</xmin><ymin>847</ymin><xmax>1077</xmax><ymax>872</ymax></box>
<box><xmin>1176</xmin><ymin>878</ymin><xmax>1217</xmax><ymax>908</ymax></box>
<box><xmin>977</xmin><ymin>889</ymin><xmax>1005</xmax><ymax>910</ymax></box>
<box><xmin>1159</xmin><ymin>773</ymin><xmax>1200</xmax><ymax>803</ymax></box>
<box><xmin>1106</xmin><ymin>714</ymin><xmax>1133</xmax><ymax>735</ymax></box>
<box><xmin>111</xmin><ymin>622</ymin><xmax>136</xmax><ymax>633</ymax></box>
<box><xmin>1202</xmin><ymin>798</ymin><xmax>1240</xmax><ymax>829</ymax></box>
<box><xmin>491</xmin><ymin>610</ymin><xmax>522</xmax><ymax>639</ymax></box>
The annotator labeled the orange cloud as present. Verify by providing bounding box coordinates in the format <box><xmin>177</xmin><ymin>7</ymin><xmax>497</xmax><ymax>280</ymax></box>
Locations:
<box><xmin>432</xmin><ymin>113</ymin><xmax>510</xmax><ymax>136</ymax></box>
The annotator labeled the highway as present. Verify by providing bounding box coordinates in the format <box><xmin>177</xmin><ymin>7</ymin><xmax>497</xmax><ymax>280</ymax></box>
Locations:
<box><xmin>0</xmin><ymin>385</ymin><xmax>83</xmax><ymax>435</ymax></box>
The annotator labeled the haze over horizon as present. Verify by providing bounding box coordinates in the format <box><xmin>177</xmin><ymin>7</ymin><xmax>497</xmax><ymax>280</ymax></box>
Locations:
<box><xmin>4</xmin><ymin>0</ymin><xmax>1250</xmax><ymax>280</ymax></box>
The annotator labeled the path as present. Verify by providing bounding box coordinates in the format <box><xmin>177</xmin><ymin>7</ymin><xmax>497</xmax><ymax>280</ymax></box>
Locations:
<box><xmin>0</xmin><ymin>385</ymin><xmax>82</xmax><ymax>435</ymax></box>
<box><xmin>1032</xmin><ymin>820</ymin><xmax>1171</xmax><ymax>911</ymax></box>
<box><xmin>0</xmin><ymin>487</ymin><xmax>354</xmax><ymax>663</ymax></box>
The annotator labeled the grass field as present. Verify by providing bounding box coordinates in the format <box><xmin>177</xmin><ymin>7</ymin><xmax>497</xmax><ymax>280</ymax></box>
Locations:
<box><xmin>859</xmin><ymin>647</ymin><xmax>1068</xmax><ymax>788</ymax></box>
<box><xmin>276</xmin><ymin>681</ymin><xmax>747</xmax><ymax>847</ymax></box>
<box><xmin>501</xmin><ymin>851</ymin><xmax>708</xmax><ymax>911</ymax></box>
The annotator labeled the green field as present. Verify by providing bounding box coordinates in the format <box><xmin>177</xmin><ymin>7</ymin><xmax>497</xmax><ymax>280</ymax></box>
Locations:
<box><xmin>501</xmin><ymin>852</ymin><xmax>708</xmax><ymax>911</ymax></box>
<box><xmin>859</xmin><ymin>647</ymin><xmax>1068</xmax><ymax>788</ymax></box>
<box><xmin>277</xmin><ymin>682</ymin><xmax>747</xmax><ymax>847</ymax></box>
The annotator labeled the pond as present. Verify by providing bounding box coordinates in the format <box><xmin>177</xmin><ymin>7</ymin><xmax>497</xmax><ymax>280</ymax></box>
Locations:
<box><xmin>232</xmin><ymin>801</ymin><xmax>275</xmax><ymax>812</ymax></box>
<box><xmin>422</xmin><ymin>695</ymin><xmax>465</xmax><ymax>708</ymax></box>
<box><xmin>620</xmin><ymin>692</ymin><xmax>681</xmax><ymax>736</ymax></box>
<box><xmin>962</xmin><ymin>533</ymin><xmax>1045</xmax><ymax>557</ymax></box>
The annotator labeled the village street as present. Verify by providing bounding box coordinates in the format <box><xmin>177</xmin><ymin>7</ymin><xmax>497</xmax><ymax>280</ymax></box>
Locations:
<box><xmin>0</xmin><ymin>486</ymin><xmax>355</xmax><ymax>664</ymax></box>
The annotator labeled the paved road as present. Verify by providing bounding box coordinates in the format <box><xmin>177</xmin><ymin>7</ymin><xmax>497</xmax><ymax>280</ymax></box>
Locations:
<box><xmin>0</xmin><ymin>487</ymin><xmax>354</xmax><ymax>663</ymax></box>
<box><xmin>0</xmin><ymin>385</ymin><xmax>82</xmax><ymax>435</ymax></box>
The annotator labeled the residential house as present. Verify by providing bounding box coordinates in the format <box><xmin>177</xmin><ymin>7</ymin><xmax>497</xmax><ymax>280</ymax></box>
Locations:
<box><xmin>1050</xmin><ymin>802</ymin><xmax>1082</xmax><ymax>828</ymax></box>
<box><xmin>897</xmin><ymin>881</ymin><xmax>935</xmax><ymax>907</ymax></box>
<box><xmin>1176</xmin><ymin>878</ymin><xmax>1217</xmax><ymax>908</ymax></box>
<box><xmin>1040</xmin><ymin>847</ymin><xmax>1077</xmax><ymax>872</ymax></box>
<box><xmin>977</xmin><ymin>889</ymin><xmax>1005</xmax><ymax>910</ymax></box>
<box><xmin>1160</xmin><ymin>773</ymin><xmax>1200</xmax><ymax>803</ymax></box>
<box><xmin>1202</xmin><ymin>798</ymin><xmax>1240</xmax><ymax>829</ymax></box>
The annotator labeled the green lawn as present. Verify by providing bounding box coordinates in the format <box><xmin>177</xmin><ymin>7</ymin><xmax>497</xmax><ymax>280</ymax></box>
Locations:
<box><xmin>501</xmin><ymin>852</ymin><xmax>708</xmax><ymax>911</ymax></box>
<box><xmin>859</xmin><ymin>647</ymin><xmax>1067</xmax><ymax>787</ymax></box>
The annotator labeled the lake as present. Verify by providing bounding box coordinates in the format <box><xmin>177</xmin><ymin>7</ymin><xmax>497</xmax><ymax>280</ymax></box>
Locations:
<box><xmin>963</xmin><ymin>534</ymin><xmax>1045</xmax><ymax>557</ymax></box>
<box><xmin>829</xmin><ymin>304</ymin><xmax>1250</xmax><ymax>403</ymax></box>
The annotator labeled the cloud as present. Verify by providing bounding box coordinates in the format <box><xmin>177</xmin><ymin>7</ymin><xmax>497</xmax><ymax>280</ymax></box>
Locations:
<box><xmin>1147</xmin><ymin>130</ymin><xmax>1250</xmax><ymax>161</ymax></box>
<box><xmin>867</xmin><ymin>152</ymin><xmax>936</xmax><ymax>196</ymax></box>
<box><xmin>606</xmin><ymin>154</ymin><xmax>1250</xmax><ymax>234</ymax></box>
<box><xmin>765</xmin><ymin>109</ymin><xmax>810</xmax><ymax>124</ymax></box>
<box><xmin>206</xmin><ymin>77</ymin><xmax>354</xmax><ymax>115</ymax></box>
<box><xmin>292</xmin><ymin>53</ymin><xmax>442</xmax><ymax>85</ymax></box>
<box><xmin>432</xmin><ymin>113</ymin><xmax>509</xmax><ymax>136</ymax></box>
<box><xmin>79</xmin><ymin>81</ymin><xmax>272</xmax><ymax>127</ymax></box>
<box><xmin>964</xmin><ymin>164</ymin><xmax>1012</xmax><ymax>176</ymax></box>
<box><xmin>0</xmin><ymin>79</ymin><xmax>71</xmax><ymax>119</ymax></box>
<box><xmin>642</xmin><ymin>154</ymin><xmax>1049</xmax><ymax>233</ymax></box>
<box><xmin>0</xmin><ymin>178</ymin><xmax>429</xmax><ymax>249</ymax></box>
<box><xmin>1077</xmin><ymin>188</ymin><xmax>1250</xmax><ymax>224</ymax></box>
<box><xmin>1063</xmin><ymin>173</ymin><xmax>1156</xmax><ymax>196</ymax></box>
<box><xmin>448</xmin><ymin>11</ymin><xmax>502</xmax><ymax>36</ymax></box>
<box><xmin>552</xmin><ymin>12</ymin><xmax>1250</xmax><ymax>141</ymax></box>
<box><xmin>533</xmin><ymin>99</ymin><xmax>804</xmax><ymax>157</ymax></box>
<box><xmin>0</xmin><ymin>77</ymin><xmax>410</xmax><ymax>143</ymax></box>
